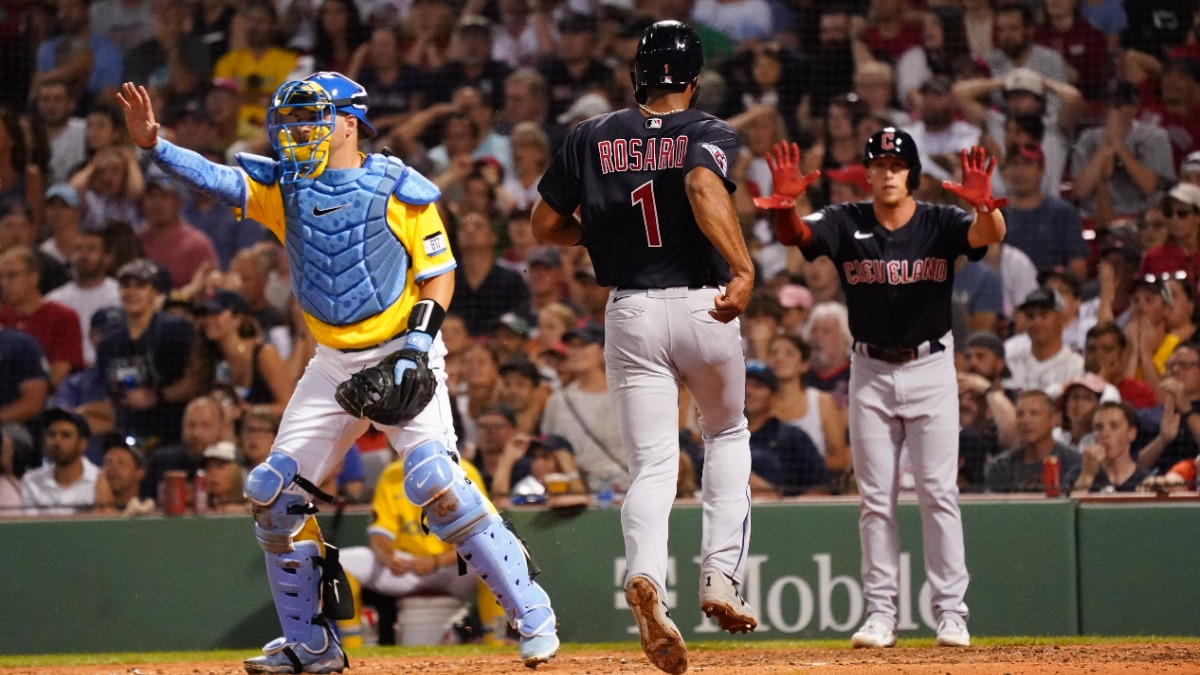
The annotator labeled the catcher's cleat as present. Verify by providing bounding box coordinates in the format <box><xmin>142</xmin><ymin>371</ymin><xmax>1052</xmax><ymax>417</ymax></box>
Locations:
<box><xmin>243</xmin><ymin>629</ymin><xmax>347</xmax><ymax>674</ymax></box>
<box><xmin>626</xmin><ymin>575</ymin><xmax>688</xmax><ymax>675</ymax></box>
<box><xmin>698</xmin><ymin>566</ymin><xmax>758</xmax><ymax>634</ymax></box>
<box><xmin>520</xmin><ymin>632</ymin><xmax>560</xmax><ymax>669</ymax></box>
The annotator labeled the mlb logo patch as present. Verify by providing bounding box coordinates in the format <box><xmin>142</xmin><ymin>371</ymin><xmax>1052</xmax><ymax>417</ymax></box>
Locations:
<box><xmin>703</xmin><ymin>143</ymin><xmax>728</xmax><ymax>175</ymax></box>
<box><xmin>423</xmin><ymin>232</ymin><xmax>448</xmax><ymax>257</ymax></box>
<box><xmin>645</xmin><ymin>118</ymin><xmax>662</xmax><ymax>130</ymax></box>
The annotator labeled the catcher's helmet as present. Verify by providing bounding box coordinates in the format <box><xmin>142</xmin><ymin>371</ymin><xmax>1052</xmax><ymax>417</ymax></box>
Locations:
<box><xmin>303</xmin><ymin>71</ymin><xmax>377</xmax><ymax>138</ymax></box>
<box><xmin>863</xmin><ymin>127</ymin><xmax>922</xmax><ymax>191</ymax></box>
<box><xmin>631</xmin><ymin>20</ymin><xmax>703</xmax><ymax>105</ymax></box>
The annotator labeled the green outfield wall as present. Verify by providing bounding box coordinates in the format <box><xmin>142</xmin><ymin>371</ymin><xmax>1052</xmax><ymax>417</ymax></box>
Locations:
<box><xmin>0</xmin><ymin>498</ymin><xmax>1194</xmax><ymax>655</ymax></box>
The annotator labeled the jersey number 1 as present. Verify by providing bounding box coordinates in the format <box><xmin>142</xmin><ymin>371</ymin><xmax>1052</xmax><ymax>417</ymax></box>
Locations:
<box><xmin>631</xmin><ymin>181</ymin><xmax>663</xmax><ymax>248</ymax></box>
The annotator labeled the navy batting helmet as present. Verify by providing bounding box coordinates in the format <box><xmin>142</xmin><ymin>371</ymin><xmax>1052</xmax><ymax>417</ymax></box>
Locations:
<box><xmin>631</xmin><ymin>21</ymin><xmax>703</xmax><ymax>105</ymax></box>
<box><xmin>863</xmin><ymin>127</ymin><xmax>922</xmax><ymax>191</ymax></box>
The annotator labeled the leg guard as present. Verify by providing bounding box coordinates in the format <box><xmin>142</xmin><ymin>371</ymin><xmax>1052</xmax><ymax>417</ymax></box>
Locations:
<box><xmin>403</xmin><ymin>441</ymin><xmax>557</xmax><ymax>644</ymax></box>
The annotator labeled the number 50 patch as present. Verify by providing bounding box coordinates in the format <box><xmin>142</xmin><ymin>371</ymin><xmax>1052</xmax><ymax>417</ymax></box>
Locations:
<box><xmin>423</xmin><ymin>232</ymin><xmax>448</xmax><ymax>257</ymax></box>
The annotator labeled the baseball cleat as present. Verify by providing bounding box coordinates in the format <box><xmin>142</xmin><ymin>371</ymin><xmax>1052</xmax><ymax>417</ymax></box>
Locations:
<box><xmin>243</xmin><ymin>632</ymin><xmax>347</xmax><ymax>674</ymax></box>
<box><xmin>850</xmin><ymin>615</ymin><xmax>897</xmax><ymax>649</ymax></box>
<box><xmin>698</xmin><ymin>566</ymin><xmax>758</xmax><ymax>634</ymax></box>
<box><xmin>935</xmin><ymin>615</ymin><xmax>970</xmax><ymax>647</ymax></box>
<box><xmin>626</xmin><ymin>575</ymin><xmax>688</xmax><ymax>675</ymax></box>
<box><xmin>520</xmin><ymin>632</ymin><xmax>560</xmax><ymax>669</ymax></box>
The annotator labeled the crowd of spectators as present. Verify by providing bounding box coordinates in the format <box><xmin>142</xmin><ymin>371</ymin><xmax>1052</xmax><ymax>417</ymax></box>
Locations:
<box><xmin>3</xmin><ymin>0</ymin><xmax>1200</xmax><ymax>517</ymax></box>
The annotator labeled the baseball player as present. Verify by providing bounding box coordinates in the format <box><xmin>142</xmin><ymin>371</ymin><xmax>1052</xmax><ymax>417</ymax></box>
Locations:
<box><xmin>338</xmin><ymin>458</ymin><xmax>506</xmax><ymax>645</ymax></box>
<box><xmin>532</xmin><ymin>20</ymin><xmax>758</xmax><ymax>675</ymax></box>
<box><xmin>119</xmin><ymin>74</ymin><xmax>559</xmax><ymax>674</ymax></box>
<box><xmin>755</xmin><ymin>132</ymin><xmax>1008</xmax><ymax>648</ymax></box>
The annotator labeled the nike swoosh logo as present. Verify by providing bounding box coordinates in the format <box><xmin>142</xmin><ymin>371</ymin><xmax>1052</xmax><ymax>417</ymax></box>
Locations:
<box><xmin>312</xmin><ymin>203</ymin><xmax>350</xmax><ymax>217</ymax></box>
<box><xmin>854</xmin><ymin>231</ymin><xmax>873</xmax><ymax>240</ymax></box>
<box><xmin>415</xmin><ymin>472</ymin><xmax>432</xmax><ymax>489</ymax></box>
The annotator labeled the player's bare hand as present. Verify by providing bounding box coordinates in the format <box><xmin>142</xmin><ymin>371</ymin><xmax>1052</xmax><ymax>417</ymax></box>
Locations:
<box><xmin>117</xmin><ymin>82</ymin><xmax>160</xmax><ymax>149</ymax></box>
<box><xmin>757</xmin><ymin>141</ymin><xmax>820</xmax><ymax>205</ymax></box>
<box><xmin>710</xmin><ymin>275</ymin><xmax>751</xmax><ymax>323</ymax></box>
<box><xmin>942</xmin><ymin>146</ymin><xmax>1008</xmax><ymax>212</ymax></box>
<box><xmin>410</xmin><ymin>555</ymin><xmax>439</xmax><ymax>576</ymax></box>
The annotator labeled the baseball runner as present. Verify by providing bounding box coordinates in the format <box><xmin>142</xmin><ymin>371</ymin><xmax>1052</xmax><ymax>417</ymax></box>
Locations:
<box><xmin>755</xmin><ymin>132</ymin><xmax>1007</xmax><ymax>648</ymax></box>
<box><xmin>532</xmin><ymin>20</ymin><xmax>758</xmax><ymax>675</ymax></box>
<box><xmin>119</xmin><ymin>73</ymin><xmax>559</xmax><ymax>674</ymax></box>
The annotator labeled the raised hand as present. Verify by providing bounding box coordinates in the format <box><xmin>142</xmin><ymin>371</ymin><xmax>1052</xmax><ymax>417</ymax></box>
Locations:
<box><xmin>942</xmin><ymin>146</ymin><xmax>1008</xmax><ymax>212</ymax></box>
<box><xmin>754</xmin><ymin>141</ymin><xmax>821</xmax><ymax>209</ymax></box>
<box><xmin>116</xmin><ymin>82</ymin><xmax>161</xmax><ymax>149</ymax></box>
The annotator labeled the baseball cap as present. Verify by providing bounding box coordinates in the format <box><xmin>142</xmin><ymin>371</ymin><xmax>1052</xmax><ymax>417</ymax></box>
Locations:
<box><xmin>493</xmin><ymin>311</ymin><xmax>532</xmax><ymax>338</ymax></box>
<box><xmin>558</xmin><ymin>12</ymin><xmax>596</xmax><ymax>33</ymax></box>
<box><xmin>117</xmin><ymin>258</ymin><xmax>162</xmax><ymax>284</ymax></box>
<box><xmin>964</xmin><ymin>331</ymin><xmax>1005</xmax><ymax>359</ymax></box>
<box><xmin>777</xmin><ymin>284</ymin><xmax>813</xmax><ymax>310</ymax></box>
<box><xmin>745</xmin><ymin>361</ymin><xmax>779</xmax><ymax>392</ymax></box>
<box><xmin>564</xmin><ymin>321</ymin><xmax>605</xmax><ymax>347</ymax></box>
<box><xmin>1168</xmin><ymin>182</ymin><xmax>1200</xmax><ymax>209</ymax></box>
<box><xmin>499</xmin><ymin>358</ymin><xmax>542</xmax><ymax>383</ymax></box>
<box><xmin>145</xmin><ymin>174</ymin><xmax>184</xmax><ymax>197</ymax></box>
<box><xmin>527</xmin><ymin>246</ymin><xmax>563</xmax><ymax>268</ymax></box>
<box><xmin>203</xmin><ymin>440</ymin><xmax>238</xmax><ymax>463</ymax></box>
<box><xmin>1004</xmin><ymin>68</ymin><xmax>1045</xmax><ymax>98</ymax></box>
<box><xmin>826</xmin><ymin>163</ymin><xmax>871</xmax><ymax>194</ymax></box>
<box><xmin>1007</xmin><ymin>141</ymin><xmax>1045</xmax><ymax>166</ymax></box>
<box><xmin>557</xmin><ymin>93</ymin><xmax>612</xmax><ymax>125</ymax></box>
<box><xmin>90</xmin><ymin>305</ymin><xmax>126</xmax><ymax>334</ymax></box>
<box><xmin>479</xmin><ymin>404</ymin><xmax>517</xmax><ymax>427</ymax></box>
<box><xmin>529</xmin><ymin>433</ymin><xmax>574</xmax><ymax>455</ymax></box>
<box><xmin>45</xmin><ymin>183</ymin><xmax>79</xmax><ymax>209</ymax></box>
<box><xmin>201</xmin><ymin>289</ymin><xmax>250</xmax><ymax>315</ymax></box>
<box><xmin>1182</xmin><ymin>151</ymin><xmax>1200</xmax><ymax>175</ymax></box>
<box><xmin>1018</xmin><ymin>288</ymin><xmax>1065</xmax><ymax>313</ymax></box>
<box><xmin>101</xmin><ymin>433</ymin><xmax>145</xmax><ymax>468</ymax></box>
<box><xmin>1100</xmin><ymin>237</ymin><xmax>1142</xmax><ymax>266</ymax></box>
<box><xmin>457</xmin><ymin>15</ymin><xmax>492</xmax><ymax>35</ymax></box>
<box><xmin>1062</xmin><ymin>373</ymin><xmax>1108</xmax><ymax>398</ymax></box>
<box><xmin>43</xmin><ymin>407</ymin><xmax>92</xmax><ymax>439</ymax></box>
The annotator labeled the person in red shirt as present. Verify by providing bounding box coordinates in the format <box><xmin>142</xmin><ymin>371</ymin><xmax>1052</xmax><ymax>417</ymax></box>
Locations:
<box><xmin>1033</xmin><ymin>0</ymin><xmax>1111</xmax><ymax>102</ymax></box>
<box><xmin>136</xmin><ymin>175</ymin><xmax>218</xmax><ymax>289</ymax></box>
<box><xmin>1135</xmin><ymin>57</ymin><xmax>1200</xmax><ymax>171</ymax></box>
<box><xmin>0</xmin><ymin>246</ymin><xmax>83</xmax><ymax>389</ymax></box>
<box><xmin>1141</xmin><ymin>183</ymin><xmax>1200</xmax><ymax>287</ymax></box>
<box><xmin>862</xmin><ymin>0</ymin><xmax>924</xmax><ymax>63</ymax></box>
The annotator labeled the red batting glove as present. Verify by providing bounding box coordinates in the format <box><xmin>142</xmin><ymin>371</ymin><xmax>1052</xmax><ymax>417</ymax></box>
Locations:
<box><xmin>752</xmin><ymin>141</ymin><xmax>822</xmax><ymax>210</ymax></box>
<box><xmin>942</xmin><ymin>146</ymin><xmax>1009</xmax><ymax>213</ymax></box>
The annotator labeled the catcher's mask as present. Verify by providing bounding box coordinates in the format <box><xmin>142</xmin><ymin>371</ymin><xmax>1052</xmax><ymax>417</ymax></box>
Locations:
<box><xmin>268</xmin><ymin>79</ymin><xmax>338</xmax><ymax>185</ymax></box>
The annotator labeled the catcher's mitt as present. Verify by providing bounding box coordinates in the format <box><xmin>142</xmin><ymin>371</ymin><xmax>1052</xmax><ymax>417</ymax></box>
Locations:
<box><xmin>335</xmin><ymin>348</ymin><xmax>435</xmax><ymax>427</ymax></box>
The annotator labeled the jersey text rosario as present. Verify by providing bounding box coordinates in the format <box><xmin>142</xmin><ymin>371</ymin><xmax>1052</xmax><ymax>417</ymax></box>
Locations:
<box><xmin>597</xmin><ymin>136</ymin><xmax>688</xmax><ymax>174</ymax></box>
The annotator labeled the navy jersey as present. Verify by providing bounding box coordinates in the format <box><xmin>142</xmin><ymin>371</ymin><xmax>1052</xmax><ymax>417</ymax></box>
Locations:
<box><xmin>538</xmin><ymin>108</ymin><xmax>737</xmax><ymax>289</ymax></box>
<box><xmin>801</xmin><ymin>202</ymin><xmax>984</xmax><ymax>348</ymax></box>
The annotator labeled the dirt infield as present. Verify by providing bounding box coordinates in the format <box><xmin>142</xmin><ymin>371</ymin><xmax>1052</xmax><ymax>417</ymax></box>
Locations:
<box><xmin>5</xmin><ymin>643</ymin><xmax>1200</xmax><ymax>675</ymax></box>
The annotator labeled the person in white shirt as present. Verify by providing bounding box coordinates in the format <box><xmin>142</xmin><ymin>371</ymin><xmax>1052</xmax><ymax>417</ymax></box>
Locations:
<box><xmin>1003</xmin><ymin>288</ymin><xmax>1084</xmax><ymax>393</ymax></box>
<box><xmin>46</xmin><ymin>228</ymin><xmax>119</xmax><ymax>365</ymax></box>
<box><xmin>20</xmin><ymin>408</ymin><xmax>112</xmax><ymax>516</ymax></box>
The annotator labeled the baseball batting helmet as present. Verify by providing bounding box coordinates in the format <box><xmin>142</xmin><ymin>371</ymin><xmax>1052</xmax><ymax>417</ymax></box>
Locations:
<box><xmin>863</xmin><ymin>127</ymin><xmax>922</xmax><ymax>191</ymax></box>
<box><xmin>631</xmin><ymin>20</ymin><xmax>704</xmax><ymax>105</ymax></box>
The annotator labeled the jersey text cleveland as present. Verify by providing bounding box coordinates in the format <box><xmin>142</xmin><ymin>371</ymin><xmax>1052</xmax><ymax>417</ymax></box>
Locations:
<box><xmin>843</xmin><ymin>258</ymin><xmax>948</xmax><ymax>285</ymax></box>
<box><xmin>597</xmin><ymin>136</ymin><xmax>689</xmax><ymax>174</ymax></box>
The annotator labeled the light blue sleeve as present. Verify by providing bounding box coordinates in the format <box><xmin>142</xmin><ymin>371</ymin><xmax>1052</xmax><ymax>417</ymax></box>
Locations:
<box><xmin>144</xmin><ymin>138</ymin><xmax>247</xmax><ymax>209</ymax></box>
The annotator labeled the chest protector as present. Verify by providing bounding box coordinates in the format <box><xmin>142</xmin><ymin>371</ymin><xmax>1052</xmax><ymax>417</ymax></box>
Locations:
<box><xmin>239</xmin><ymin>153</ymin><xmax>440</xmax><ymax>326</ymax></box>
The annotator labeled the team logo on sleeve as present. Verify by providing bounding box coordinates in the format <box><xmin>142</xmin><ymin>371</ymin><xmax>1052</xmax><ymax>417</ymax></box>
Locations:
<box><xmin>423</xmin><ymin>232</ymin><xmax>448</xmax><ymax>257</ymax></box>
<box><xmin>703</xmin><ymin>143</ymin><xmax>728</xmax><ymax>175</ymax></box>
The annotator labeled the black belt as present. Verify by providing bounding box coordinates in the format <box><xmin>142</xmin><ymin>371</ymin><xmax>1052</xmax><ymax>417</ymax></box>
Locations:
<box><xmin>854</xmin><ymin>338</ymin><xmax>945</xmax><ymax>365</ymax></box>
<box><xmin>338</xmin><ymin>329</ymin><xmax>407</xmax><ymax>353</ymax></box>
<box><xmin>614</xmin><ymin>284</ymin><xmax>719</xmax><ymax>291</ymax></box>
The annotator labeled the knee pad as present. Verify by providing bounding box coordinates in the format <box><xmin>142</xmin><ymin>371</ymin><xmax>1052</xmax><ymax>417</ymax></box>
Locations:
<box><xmin>246</xmin><ymin>452</ymin><xmax>300</xmax><ymax>506</ymax></box>
<box><xmin>403</xmin><ymin>440</ymin><xmax>489</xmax><ymax>544</ymax></box>
<box><xmin>253</xmin><ymin>490</ymin><xmax>312</xmax><ymax>553</ymax></box>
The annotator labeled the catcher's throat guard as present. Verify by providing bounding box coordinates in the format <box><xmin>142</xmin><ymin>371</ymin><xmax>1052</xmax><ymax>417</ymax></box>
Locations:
<box><xmin>268</xmin><ymin>79</ymin><xmax>336</xmax><ymax>185</ymax></box>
